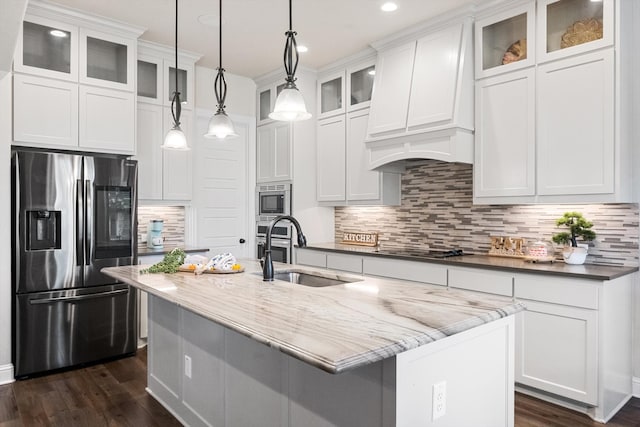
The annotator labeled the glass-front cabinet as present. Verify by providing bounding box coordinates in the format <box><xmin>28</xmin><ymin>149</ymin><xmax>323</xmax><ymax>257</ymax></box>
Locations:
<box><xmin>475</xmin><ymin>3</ymin><xmax>535</xmax><ymax>79</ymax></box>
<box><xmin>537</xmin><ymin>0</ymin><xmax>613</xmax><ymax>62</ymax></box>
<box><xmin>347</xmin><ymin>59</ymin><xmax>375</xmax><ymax>112</ymax></box>
<box><xmin>80</xmin><ymin>28</ymin><xmax>135</xmax><ymax>91</ymax></box>
<box><xmin>15</xmin><ymin>15</ymin><xmax>79</xmax><ymax>81</ymax></box>
<box><xmin>137</xmin><ymin>55</ymin><xmax>162</xmax><ymax>103</ymax></box>
<box><xmin>257</xmin><ymin>82</ymin><xmax>286</xmax><ymax>125</ymax></box>
<box><xmin>317</xmin><ymin>58</ymin><xmax>376</xmax><ymax>119</ymax></box>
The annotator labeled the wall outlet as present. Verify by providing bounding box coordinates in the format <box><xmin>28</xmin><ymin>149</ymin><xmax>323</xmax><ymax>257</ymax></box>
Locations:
<box><xmin>184</xmin><ymin>354</ymin><xmax>192</xmax><ymax>378</ymax></box>
<box><xmin>432</xmin><ymin>381</ymin><xmax>446</xmax><ymax>420</ymax></box>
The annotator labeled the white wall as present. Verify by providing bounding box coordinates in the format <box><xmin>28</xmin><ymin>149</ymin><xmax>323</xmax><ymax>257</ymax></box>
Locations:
<box><xmin>195</xmin><ymin>66</ymin><xmax>256</xmax><ymax>116</ymax></box>
<box><xmin>0</xmin><ymin>0</ymin><xmax>27</xmax><ymax>78</ymax></box>
<box><xmin>0</xmin><ymin>74</ymin><xmax>14</xmax><ymax>383</ymax></box>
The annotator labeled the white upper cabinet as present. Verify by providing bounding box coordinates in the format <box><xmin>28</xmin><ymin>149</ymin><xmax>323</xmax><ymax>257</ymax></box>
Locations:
<box><xmin>137</xmin><ymin>53</ymin><xmax>162</xmax><ymax>105</ymax></box>
<box><xmin>365</xmin><ymin>15</ymin><xmax>474</xmax><ymax>168</ymax></box>
<box><xmin>474</xmin><ymin>0</ymin><xmax>636</xmax><ymax>204</ymax></box>
<box><xmin>256</xmin><ymin>121</ymin><xmax>292</xmax><ymax>183</ymax></box>
<box><xmin>79</xmin><ymin>28</ymin><xmax>135</xmax><ymax>91</ymax></box>
<box><xmin>316</xmin><ymin>115</ymin><xmax>346</xmax><ymax>201</ymax></box>
<box><xmin>537</xmin><ymin>0</ymin><xmax>614</xmax><ymax>63</ymax></box>
<box><xmin>164</xmin><ymin>59</ymin><xmax>195</xmax><ymax>110</ymax></box>
<box><xmin>317</xmin><ymin>58</ymin><xmax>376</xmax><ymax>120</ymax></box>
<box><xmin>14</xmin><ymin>15</ymin><xmax>79</xmax><ymax>82</ymax></box>
<box><xmin>346</xmin><ymin>59</ymin><xmax>375</xmax><ymax>112</ymax></box>
<box><xmin>475</xmin><ymin>2</ymin><xmax>535</xmax><ymax>79</ymax></box>
<box><xmin>317</xmin><ymin>69</ymin><xmax>345</xmax><ymax>119</ymax></box>
<box><xmin>12</xmin><ymin>1</ymin><xmax>143</xmax><ymax>155</ymax></box>
<box><xmin>256</xmin><ymin>81</ymin><xmax>286</xmax><ymax>126</ymax></box>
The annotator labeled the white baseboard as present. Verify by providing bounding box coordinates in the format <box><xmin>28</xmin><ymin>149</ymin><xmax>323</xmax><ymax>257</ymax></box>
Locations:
<box><xmin>0</xmin><ymin>363</ymin><xmax>14</xmax><ymax>385</ymax></box>
<box><xmin>633</xmin><ymin>377</ymin><xmax>640</xmax><ymax>398</ymax></box>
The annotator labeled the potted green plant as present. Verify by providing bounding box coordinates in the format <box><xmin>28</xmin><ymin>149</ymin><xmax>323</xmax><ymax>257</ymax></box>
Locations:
<box><xmin>551</xmin><ymin>212</ymin><xmax>596</xmax><ymax>264</ymax></box>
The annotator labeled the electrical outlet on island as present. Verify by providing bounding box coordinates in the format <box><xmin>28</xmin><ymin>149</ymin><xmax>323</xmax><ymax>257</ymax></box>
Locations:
<box><xmin>432</xmin><ymin>380</ymin><xmax>446</xmax><ymax>420</ymax></box>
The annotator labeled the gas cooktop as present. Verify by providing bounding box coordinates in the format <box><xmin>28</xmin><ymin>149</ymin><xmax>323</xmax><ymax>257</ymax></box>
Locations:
<box><xmin>375</xmin><ymin>248</ymin><xmax>466</xmax><ymax>259</ymax></box>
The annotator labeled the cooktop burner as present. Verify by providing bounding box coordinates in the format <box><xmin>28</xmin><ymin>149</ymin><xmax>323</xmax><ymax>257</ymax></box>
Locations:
<box><xmin>376</xmin><ymin>248</ymin><xmax>466</xmax><ymax>259</ymax></box>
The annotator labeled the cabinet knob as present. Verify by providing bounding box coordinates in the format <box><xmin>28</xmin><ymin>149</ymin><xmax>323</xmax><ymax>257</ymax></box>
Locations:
<box><xmin>239</xmin><ymin>238</ymin><xmax>246</xmax><ymax>244</ymax></box>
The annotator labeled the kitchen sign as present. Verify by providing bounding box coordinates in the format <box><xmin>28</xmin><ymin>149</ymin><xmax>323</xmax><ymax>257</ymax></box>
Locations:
<box><xmin>342</xmin><ymin>232</ymin><xmax>378</xmax><ymax>247</ymax></box>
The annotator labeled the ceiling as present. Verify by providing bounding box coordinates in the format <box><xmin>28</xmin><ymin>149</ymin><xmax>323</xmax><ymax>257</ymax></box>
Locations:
<box><xmin>45</xmin><ymin>0</ymin><xmax>480</xmax><ymax>79</ymax></box>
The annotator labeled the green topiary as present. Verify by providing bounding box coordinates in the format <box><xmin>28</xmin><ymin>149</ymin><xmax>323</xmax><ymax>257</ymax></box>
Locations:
<box><xmin>551</xmin><ymin>212</ymin><xmax>596</xmax><ymax>247</ymax></box>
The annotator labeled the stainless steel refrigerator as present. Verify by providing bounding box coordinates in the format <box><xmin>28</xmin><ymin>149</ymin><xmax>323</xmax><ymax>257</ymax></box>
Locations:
<box><xmin>11</xmin><ymin>148</ymin><xmax>138</xmax><ymax>378</ymax></box>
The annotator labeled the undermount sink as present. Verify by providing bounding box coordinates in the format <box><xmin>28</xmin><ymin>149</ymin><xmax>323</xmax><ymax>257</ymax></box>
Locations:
<box><xmin>254</xmin><ymin>270</ymin><xmax>360</xmax><ymax>287</ymax></box>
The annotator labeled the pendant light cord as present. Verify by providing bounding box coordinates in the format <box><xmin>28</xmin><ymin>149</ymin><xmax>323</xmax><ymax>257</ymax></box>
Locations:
<box><xmin>214</xmin><ymin>0</ymin><xmax>228</xmax><ymax>113</ymax></box>
<box><xmin>283</xmin><ymin>0</ymin><xmax>299</xmax><ymax>87</ymax></box>
<box><xmin>171</xmin><ymin>0</ymin><xmax>182</xmax><ymax>126</ymax></box>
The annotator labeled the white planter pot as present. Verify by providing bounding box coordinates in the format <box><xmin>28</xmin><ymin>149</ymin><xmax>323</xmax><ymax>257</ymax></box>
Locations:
<box><xmin>562</xmin><ymin>244</ymin><xmax>588</xmax><ymax>265</ymax></box>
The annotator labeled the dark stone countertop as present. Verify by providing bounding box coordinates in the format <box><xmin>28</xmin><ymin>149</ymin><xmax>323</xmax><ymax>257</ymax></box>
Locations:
<box><xmin>300</xmin><ymin>243</ymin><xmax>638</xmax><ymax>281</ymax></box>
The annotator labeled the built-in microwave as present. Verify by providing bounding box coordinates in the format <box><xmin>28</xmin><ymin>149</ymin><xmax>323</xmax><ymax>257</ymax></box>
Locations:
<box><xmin>256</xmin><ymin>182</ymin><xmax>291</xmax><ymax>220</ymax></box>
<box><xmin>256</xmin><ymin>237</ymin><xmax>291</xmax><ymax>264</ymax></box>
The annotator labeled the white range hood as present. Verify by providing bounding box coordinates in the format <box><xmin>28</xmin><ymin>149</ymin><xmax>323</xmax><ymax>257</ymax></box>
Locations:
<box><xmin>365</xmin><ymin>11</ymin><xmax>474</xmax><ymax>171</ymax></box>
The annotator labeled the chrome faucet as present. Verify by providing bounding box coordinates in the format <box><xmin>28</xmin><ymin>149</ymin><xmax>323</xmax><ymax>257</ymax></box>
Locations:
<box><xmin>263</xmin><ymin>215</ymin><xmax>307</xmax><ymax>281</ymax></box>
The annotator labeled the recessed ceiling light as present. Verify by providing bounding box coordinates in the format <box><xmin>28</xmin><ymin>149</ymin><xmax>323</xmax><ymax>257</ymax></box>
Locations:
<box><xmin>381</xmin><ymin>2</ymin><xmax>398</xmax><ymax>12</ymax></box>
<box><xmin>50</xmin><ymin>29</ymin><xmax>67</xmax><ymax>38</ymax></box>
<box><xmin>297</xmin><ymin>45</ymin><xmax>308</xmax><ymax>53</ymax></box>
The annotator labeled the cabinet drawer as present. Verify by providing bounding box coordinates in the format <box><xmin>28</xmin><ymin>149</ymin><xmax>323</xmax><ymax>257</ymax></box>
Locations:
<box><xmin>363</xmin><ymin>257</ymin><xmax>447</xmax><ymax>286</ymax></box>
<box><xmin>327</xmin><ymin>254</ymin><xmax>363</xmax><ymax>274</ymax></box>
<box><xmin>295</xmin><ymin>249</ymin><xmax>327</xmax><ymax>268</ymax></box>
<box><xmin>514</xmin><ymin>275</ymin><xmax>598</xmax><ymax>309</ymax></box>
<box><xmin>448</xmin><ymin>267</ymin><xmax>513</xmax><ymax>296</ymax></box>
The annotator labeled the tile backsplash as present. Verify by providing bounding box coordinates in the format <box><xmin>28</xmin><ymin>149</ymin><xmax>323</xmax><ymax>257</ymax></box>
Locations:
<box><xmin>335</xmin><ymin>160</ymin><xmax>639</xmax><ymax>266</ymax></box>
<box><xmin>138</xmin><ymin>206</ymin><xmax>185</xmax><ymax>249</ymax></box>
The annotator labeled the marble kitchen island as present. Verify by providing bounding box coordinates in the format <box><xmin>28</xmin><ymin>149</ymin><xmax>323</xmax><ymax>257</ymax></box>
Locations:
<box><xmin>103</xmin><ymin>261</ymin><xmax>524</xmax><ymax>427</ymax></box>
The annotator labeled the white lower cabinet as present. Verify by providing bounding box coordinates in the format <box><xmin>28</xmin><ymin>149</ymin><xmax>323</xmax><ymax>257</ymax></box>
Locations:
<box><xmin>135</xmin><ymin>103</ymin><xmax>192</xmax><ymax>201</ymax></box>
<box><xmin>295</xmin><ymin>249</ymin><xmax>328</xmax><ymax>268</ymax></box>
<box><xmin>515</xmin><ymin>298</ymin><xmax>597</xmax><ymax>404</ymax></box>
<box><xmin>448</xmin><ymin>266</ymin><xmax>513</xmax><ymax>296</ymax></box>
<box><xmin>363</xmin><ymin>256</ymin><xmax>447</xmax><ymax>286</ymax></box>
<box><xmin>327</xmin><ymin>253</ymin><xmax>363</xmax><ymax>274</ymax></box>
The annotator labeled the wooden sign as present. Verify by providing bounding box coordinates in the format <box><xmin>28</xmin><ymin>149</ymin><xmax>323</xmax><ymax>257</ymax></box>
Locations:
<box><xmin>341</xmin><ymin>232</ymin><xmax>379</xmax><ymax>247</ymax></box>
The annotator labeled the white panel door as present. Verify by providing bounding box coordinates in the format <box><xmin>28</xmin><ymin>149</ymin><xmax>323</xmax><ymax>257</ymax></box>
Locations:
<box><xmin>474</xmin><ymin>68</ymin><xmax>536</xmax><ymax>197</ymax></box>
<box><xmin>366</xmin><ymin>42</ymin><xmax>416</xmax><ymax>137</ymax></box>
<box><xmin>407</xmin><ymin>24</ymin><xmax>462</xmax><ymax>129</ymax></box>
<box><xmin>79</xmin><ymin>85</ymin><xmax>135</xmax><ymax>153</ymax></box>
<box><xmin>13</xmin><ymin>74</ymin><xmax>78</xmax><ymax>148</ymax></box>
<box><xmin>346</xmin><ymin>108</ymin><xmax>381</xmax><ymax>201</ymax></box>
<box><xmin>134</xmin><ymin>103</ymin><xmax>163</xmax><ymax>200</ymax></box>
<box><xmin>193</xmin><ymin>110</ymin><xmax>249</xmax><ymax>257</ymax></box>
<box><xmin>316</xmin><ymin>115</ymin><xmax>346</xmax><ymax>202</ymax></box>
<box><xmin>162</xmin><ymin>107</ymin><xmax>193</xmax><ymax>200</ymax></box>
<box><xmin>537</xmin><ymin>49</ymin><xmax>614</xmax><ymax>195</ymax></box>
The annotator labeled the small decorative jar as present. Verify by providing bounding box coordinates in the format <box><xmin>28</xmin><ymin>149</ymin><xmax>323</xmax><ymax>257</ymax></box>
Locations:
<box><xmin>524</xmin><ymin>239</ymin><xmax>555</xmax><ymax>262</ymax></box>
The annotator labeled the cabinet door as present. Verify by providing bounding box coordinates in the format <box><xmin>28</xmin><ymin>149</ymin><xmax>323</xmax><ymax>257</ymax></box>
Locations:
<box><xmin>79</xmin><ymin>85</ymin><xmax>135</xmax><ymax>154</ymax></box>
<box><xmin>164</xmin><ymin>59</ymin><xmax>195</xmax><ymax>110</ymax></box>
<box><xmin>407</xmin><ymin>24</ymin><xmax>463</xmax><ymax>130</ymax></box>
<box><xmin>256</xmin><ymin>125</ymin><xmax>275</xmax><ymax>182</ymax></box>
<box><xmin>537</xmin><ymin>0</ymin><xmax>614</xmax><ymax>63</ymax></box>
<box><xmin>273</xmin><ymin>123</ymin><xmax>292</xmax><ymax>181</ymax></box>
<box><xmin>317</xmin><ymin>70</ymin><xmax>345</xmax><ymax>119</ymax></box>
<box><xmin>317</xmin><ymin>116</ymin><xmax>346</xmax><ymax>202</ymax></box>
<box><xmin>137</xmin><ymin>54</ymin><xmax>163</xmax><ymax>105</ymax></box>
<box><xmin>346</xmin><ymin>109</ymin><xmax>381</xmax><ymax>201</ymax></box>
<box><xmin>346</xmin><ymin>59</ymin><xmax>375</xmax><ymax>112</ymax></box>
<box><xmin>13</xmin><ymin>74</ymin><xmax>78</xmax><ymax>148</ymax></box>
<box><xmin>14</xmin><ymin>15</ymin><xmax>79</xmax><ymax>82</ymax></box>
<box><xmin>474</xmin><ymin>69</ymin><xmax>535</xmax><ymax>198</ymax></box>
<box><xmin>257</xmin><ymin>122</ymin><xmax>292</xmax><ymax>183</ymax></box>
<box><xmin>79</xmin><ymin>28</ymin><xmax>135</xmax><ymax>92</ymax></box>
<box><xmin>475</xmin><ymin>2</ymin><xmax>535</xmax><ymax>79</ymax></box>
<box><xmin>136</xmin><ymin>103</ymin><xmax>164</xmax><ymax>200</ymax></box>
<box><xmin>148</xmin><ymin>295</ymin><xmax>183</xmax><ymax>402</ymax></box>
<box><xmin>516</xmin><ymin>299</ymin><xmax>597</xmax><ymax>405</ymax></box>
<box><xmin>537</xmin><ymin>49</ymin><xmax>614</xmax><ymax>196</ymax></box>
<box><xmin>163</xmin><ymin>108</ymin><xmax>193</xmax><ymax>200</ymax></box>
<box><xmin>366</xmin><ymin>42</ymin><xmax>415</xmax><ymax>137</ymax></box>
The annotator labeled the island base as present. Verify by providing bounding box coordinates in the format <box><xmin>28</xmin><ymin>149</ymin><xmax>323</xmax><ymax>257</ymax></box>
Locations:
<box><xmin>146</xmin><ymin>295</ymin><xmax>515</xmax><ymax>427</ymax></box>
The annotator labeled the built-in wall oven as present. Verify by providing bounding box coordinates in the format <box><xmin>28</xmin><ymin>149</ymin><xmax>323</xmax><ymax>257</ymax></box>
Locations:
<box><xmin>256</xmin><ymin>237</ymin><xmax>291</xmax><ymax>264</ymax></box>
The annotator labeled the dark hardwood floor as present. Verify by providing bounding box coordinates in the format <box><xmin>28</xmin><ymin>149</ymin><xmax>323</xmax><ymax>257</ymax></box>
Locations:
<box><xmin>0</xmin><ymin>349</ymin><xmax>638</xmax><ymax>426</ymax></box>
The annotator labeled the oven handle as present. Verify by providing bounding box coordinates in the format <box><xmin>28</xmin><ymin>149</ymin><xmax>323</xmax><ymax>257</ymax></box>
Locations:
<box><xmin>29</xmin><ymin>289</ymin><xmax>129</xmax><ymax>305</ymax></box>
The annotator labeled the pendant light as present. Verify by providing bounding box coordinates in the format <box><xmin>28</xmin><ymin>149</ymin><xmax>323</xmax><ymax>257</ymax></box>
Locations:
<box><xmin>204</xmin><ymin>0</ymin><xmax>238</xmax><ymax>139</ymax></box>
<box><xmin>269</xmin><ymin>0</ymin><xmax>311</xmax><ymax>122</ymax></box>
<box><xmin>162</xmin><ymin>0</ymin><xmax>189</xmax><ymax>150</ymax></box>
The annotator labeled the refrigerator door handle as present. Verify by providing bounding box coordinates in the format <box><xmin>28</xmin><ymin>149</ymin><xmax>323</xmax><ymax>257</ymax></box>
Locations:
<box><xmin>28</xmin><ymin>289</ymin><xmax>129</xmax><ymax>305</ymax></box>
<box><xmin>85</xmin><ymin>179</ymin><xmax>92</xmax><ymax>265</ymax></box>
<box><xmin>76</xmin><ymin>179</ymin><xmax>84</xmax><ymax>266</ymax></box>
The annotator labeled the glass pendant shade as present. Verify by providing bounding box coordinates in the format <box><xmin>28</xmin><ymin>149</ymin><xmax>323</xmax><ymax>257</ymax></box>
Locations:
<box><xmin>269</xmin><ymin>85</ymin><xmax>311</xmax><ymax>121</ymax></box>
<box><xmin>162</xmin><ymin>125</ymin><xmax>189</xmax><ymax>150</ymax></box>
<box><xmin>205</xmin><ymin>111</ymin><xmax>238</xmax><ymax>139</ymax></box>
